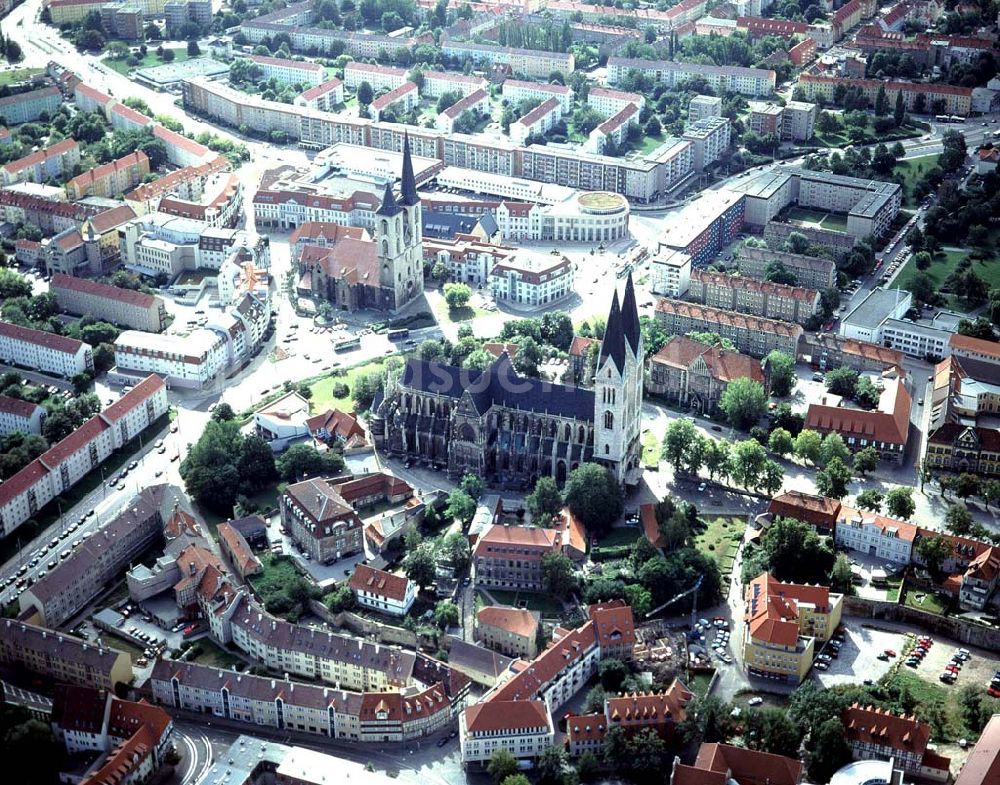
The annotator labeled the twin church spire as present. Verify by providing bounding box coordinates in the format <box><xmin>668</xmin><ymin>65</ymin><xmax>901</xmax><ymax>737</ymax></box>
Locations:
<box><xmin>375</xmin><ymin>133</ymin><xmax>419</xmax><ymax>217</ymax></box>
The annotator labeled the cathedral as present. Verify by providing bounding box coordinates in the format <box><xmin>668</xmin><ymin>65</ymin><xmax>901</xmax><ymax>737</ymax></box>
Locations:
<box><xmin>370</xmin><ymin>274</ymin><xmax>644</xmax><ymax>489</ymax></box>
<box><xmin>299</xmin><ymin>135</ymin><xmax>424</xmax><ymax>312</ymax></box>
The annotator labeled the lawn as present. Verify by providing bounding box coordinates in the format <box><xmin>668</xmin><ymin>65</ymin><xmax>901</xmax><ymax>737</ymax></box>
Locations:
<box><xmin>595</xmin><ymin>527</ymin><xmax>643</xmax><ymax>548</ymax></box>
<box><xmin>894</xmin><ymin>249</ymin><xmax>977</xmax><ymax>298</ymax></box>
<box><xmin>819</xmin><ymin>213</ymin><xmax>848</xmax><ymax>232</ymax></box>
<box><xmin>694</xmin><ymin>517</ymin><xmax>743</xmax><ymax>579</ymax></box>
<box><xmin>814</xmin><ymin>131</ymin><xmax>851</xmax><ymax>148</ymax></box>
<box><xmin>687</xmin><ymin>670</ymin><xmax>715</xmax><ymax>698</ymax></box>
<box><xmin>191</xmin><ymin>639</ymin><xmax>246</xmax><ymax>669</ymax></box>
<box><xmin>884</xmin><ymin>577</ymin><xmax>903</xmax><ymax>603</ymax></box>
<box><xmin>785</xmin><ymin>206</ymin><xmax>829</xmax><ymax>225</ymax></box>
<box><xmin>482</xmin><ymin>589</ymin><xmax>566</xmax><ymax>616</ymax></box>
<box><xmin>641</xmin><ymin>431</ymin><xmax>661</xmax><ymax>467</ymax></box>
<box><xmin>881</xmin><ymin>670</ymin><xmax>1000</xmax><ymax>743</ymax></box>
<box><xmin>635</xmin><ymin>134</ymin><xmax>669</xmax><ymax>155</ymax></box>
<box><xmin>104</xmin><ymin>49</ymin><xmax>190</xmax><ymax>76</ymax></box>
<box><xmin>308</xmin><ymin>360</ymin><xmax>386</xmax><ymax>412</ymax></box>
<box><xmin>429</xmin><ymin>295</ymin><xmax>487</xmax><ymax>323</ymax></box>
<box><xmin>903</xmin><ymin>585</ymin><xmax>951</xmax><ymax>616</ymax></box>
<box><xmin>249</xmin><ymin>555</ymin><xmax>302</xmax><ymax>600</ymax></box>
<box><xmin>896</xmin><ymin>154</ymin><xmax>939</xmax><ymax>206</ymax></box>
<box><xmin>0</xmin><ymin>68</ymin><xmax>44</xmax><ymax>86</ymax></box>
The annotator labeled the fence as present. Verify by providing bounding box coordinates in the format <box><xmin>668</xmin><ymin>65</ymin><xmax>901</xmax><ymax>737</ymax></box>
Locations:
<box><xmin>844</xmin><ymin>595</ymin><xmax>1000</xmax><ymax>650</ymax></box>
<box><xmin>307</xmin><ymin>600</ymin><xmax>425</xmax><ymax>648</ymax></box>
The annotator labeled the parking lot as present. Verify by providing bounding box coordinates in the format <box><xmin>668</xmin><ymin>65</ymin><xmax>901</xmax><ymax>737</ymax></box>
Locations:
<box><xmin>812</xmin><ymin>622</ymin><xmax>908</xmax><ymax>688</ymax></box>
<box><xmin>903</xmin><ymin>634</ymin><xmax>1000</xmax><ymax>693</ymax></box>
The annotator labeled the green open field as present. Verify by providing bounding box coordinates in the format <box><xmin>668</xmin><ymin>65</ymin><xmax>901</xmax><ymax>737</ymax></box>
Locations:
<box><xmin>105</xmin><ymin>49</ymin><xmax>190</xmax><ymax>76</ymax></box>
<box><xmin>308</xmin><ymin>361</ymin><xmax>386</xmax><ymax>412</ymax></box>
<box><xmin>903</xmin><ymin>584</ymin><xmax>952</xmax><ymax>615</ymax></box>
<box><xmin>191</xmin><ymin>639</ymin><xmax>246</xmax><ymax>669</ymax></box>
<box><xmin>694</xmin><ymin>516</ymin><xmax>743</xmax><ymax>579</ymax></box>
<box><xmin>882</xmin><ymin>670</ymin><xmax>1000</xmax><ymax>743</ymax></box>
<box><xmin>641</xmin><ymin>430</ymin><xmax>660</xmax><ymax>467</ymax></box>
<box><xmin>479</xmin><ymin>588</ymin><xmax>565</xmax><ymax>615</ymax></box>
<box><xmin>890</xmin><ymin>249</ymin><xmax>1000</xmax><ymax>308</ymax></box>
<box><xmin>785</xmin><ymin>206</ymin><xmax>847</xmax><ymax>233</ymax></box>
<box><xmin>0</xmin><ymin>68</ymin><xmax>44</xmax><ymax>86</ymax></box>
<box><xmin>896</xmin><ymin>154</ymin><xmax>940</xmax><ymax>206</ymax></box>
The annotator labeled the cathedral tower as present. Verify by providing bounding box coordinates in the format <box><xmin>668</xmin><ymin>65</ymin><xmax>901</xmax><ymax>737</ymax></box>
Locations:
<box><xmin>593</xmin><ymin>273</ymin><xmax>644</xmax><ymax>484</ymax></box>
<box><xmin>376</xmin><ymin>133</ymin><xmax>424</xmax><ymax>310</ymax></box>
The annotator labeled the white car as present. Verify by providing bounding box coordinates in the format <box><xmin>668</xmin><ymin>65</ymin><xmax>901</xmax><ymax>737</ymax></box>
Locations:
<box><xmin>747</xmin><ymin>696</ymin><xmax>763</xmax><ymax>706</ymax></box>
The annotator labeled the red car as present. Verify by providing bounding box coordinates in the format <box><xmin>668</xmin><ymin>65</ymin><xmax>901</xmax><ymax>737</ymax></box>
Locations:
<box><xmin>946</xmin><ymin>664</ymin><xmax>959</xmax><ymax>672</ymax></box>
<box><xmin>989</xmin><ymin>688</ymin><xmax>1000</xmax><ymax>698</ymax></box>
<box><xmin>884</xmin><ymin>649</ymin><xmax>896</xmax><ymax>657</ymax></box>
<box><xmin>182</xmin><ymin>624</ymin><xmax>197</xmax><ymax>636</ymax></box>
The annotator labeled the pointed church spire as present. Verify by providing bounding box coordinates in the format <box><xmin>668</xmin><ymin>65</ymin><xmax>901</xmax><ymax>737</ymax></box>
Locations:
<box><xmin>400</xmin><ymin>132</ymin><xmax>419</xmax><ymax>206</ymax></box>
<box><xmin>375</xmin><ymin>180</ymin><xmax>401</xmax><ymax>217</ymax></box>
<box><xmin>599</xmin><ymin>290</ymin><xmax>626</xmax><ymax>372</ymax></box>
<box><xmin>621</xmin><ymin>272</ymin><xmax>642</xmax><ymax>358</ymax></box>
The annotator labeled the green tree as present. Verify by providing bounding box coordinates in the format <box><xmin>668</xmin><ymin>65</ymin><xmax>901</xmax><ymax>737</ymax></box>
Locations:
<box><xmin>576</xmin><ymin>751</ymin><xmax>599</xmax><ymax>783</ymax></box>
<box><xmin>764</xmin><ymin>351</ymin><xmax>796</xmax><ymax>397</ymax></box>
<box><xmin>276</xmin><ymin>443</ymin><xmax>345</xmax><ymax>481</ymax></box>
<box><xmin>526</xmin><ymin>476</ymin><xmax>563</xmax><ymax>526</ymax></box>
<box><xmin>820</xmin><ymin>433</ymin><xmax>850</xmax><ymax>467</ymax></box>
<box><xmin>460</xmin><ymin>472</ymin><xmax>485</xmax><ymax>499</ymax></box>
<box><xmin>916</xmin><ymin>535</ymin><xmax>953</xmax><ymax>574</ymax></box>
<box><xmin>434</xmin><ymin>600</ymin><xmax>460</xmax><ymax>628</ymax></box>
<box><xmin>598</xmin><ymin>657</ymin><xmax>629</xmax><ymax>691</ymax></box>
<box><xmin>324</xmin><ymin>584</ymin><xmax>356</xmax><ymax>612</ymax></box>
<box><xmin>808</xmin><ymin>719</ymin><xmax>853</xmax><ymax>784</ymax></box>
<box><xmin>825</xmin><ymin>367</ymin><xmax>858</xmax><ymax>397</ymax></box>
<box><xmin>443</xmin><ymin>282</ymin><xmax>472</xmax><ymax>309</ymax></box>
<box><xmin>945</xmin><ymin>503</ymin><xmax>973</xmax><ymax>536</ymax></box>
<box><xmin>704</xmin><ymin>440</ymin><xmax>730</xmax><ymax>481</ymax></box>
<box><xmin>564</xmin><ymin>463</ymin><xmax>624</xmax><ymax>536</ymax></box>
<box><xmin>488</xmin><ymin>750</ymin><xmax>519</xmax><ymax>785</ymax></box>
<box><xmin>501</xmin><ymin>776</ymin><xmax>530</xmax><ymax>785</ymax></box>
<box><xmin>954</xmin><ymin>472</ymin><xmax>981</xmax><ymax>501</ymax></box>
<box><xmin>727</xmin><ymin>439</ymin><xmax>768</xmax><ymax>490</ymax></box>
<box><xmin>0</xmin><ymin>269</ymin><xmax>31</xmax><ymax>298</ymax></box>
<box><xmin>746</xmin><ymin>708</ymin><xmax>802</xmax><ymax>758</ymax></box>
<box><xmin>855</xmin><ymin>489</ymin><xmax>884</xmax><ymax>512</ymax></box>
<box><xmin>357</xmin><ymin>80</ymin><xmax>374</xmax><ymax>105</ymax></box>
<box><xmin>719</xmin><ymin>377</ymin><xmax>768</xmax><ymax>431</ymax></box>
<box><xmin>536</xmin><ymin>746</ymin><xmax>567</xmax><ymax>785</ymax></box>
<box><xmin>852</xmin><ymin>446</ymin><xmax>879</xmax><ymax>476</ymax></box>
<box><xmin>662</xmin><ymin>418</ymin><xmax>697</xmax><ymax>473</ymax></box>
<box><xmin>541</xmin><ymin>551</ymin><xmax>577</xmax><ymax>596</ymax></box>
<box><xmin>793</xmin><ymin>429</ymin><xmax>823</xmax><ymax>464</ymax></box>
<box><xmin>441</xmin><ymin>531</ymin><xmax>471</xmax><ymax>571</ymax></box>
<box><xmin>885</xmin><ymin>486</ymin><xmax>915</xmax><ymax>519</ymax></box>
<box><xmin>893</xmin><ymin>89</ymin><xmax>905</xmax><ymax>127</ymax></box>
<box><xmin>403</xmin><ymin>544</ymin><xmax>436</xmax><ymax>588</ymax></box>
<box><xmin>815</xmin><ymin>457</ymin><xmax>852</xmax><ymax>500</ymax></box>
<box><xmin>445</xmin><ymin>488</ymin><xmax>477</xmax><ymax>525</ymax></box>
<box><xmin>830</xmin><ymin>553</ymin><xmax>853</xmax><ymax>593</ymax></box>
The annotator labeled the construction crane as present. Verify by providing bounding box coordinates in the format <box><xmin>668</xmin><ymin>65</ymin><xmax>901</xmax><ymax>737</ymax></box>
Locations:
<box><xmin>645</xmin><ymin>575</ymin><xmax>704</xmax><ymax>627</ymax></box>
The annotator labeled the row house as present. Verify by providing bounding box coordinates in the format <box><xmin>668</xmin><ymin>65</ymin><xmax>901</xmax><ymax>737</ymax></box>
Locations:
<box><xmin>439</xmin><ymin>40</ymin><xmax>575</xmax><ymax>78</ymax></box>
<box><xmin>0</xmin><ymin>320</ymin><xmax>92</xmax><ymax>378</ymax></box>
<box><xmin>51</xmin><ymin>273</ymin><xmax>167</xmax><ymax>333</ymax></box>
<box><xmin>2</xmin><ymin>138</ymin><xmax>81</xmax><ymax>186</ymax></box>
<box><xmin>0</xmin><ymin>85</ymin><xmax>62</xmax><ymax>124</ymax></box>
<box><xmin>607</xmin><ymin>57</ymin><xmax>776</xmax><ymax>97</ymax></box>
<box><xmin>19</xmin><ymin>486</ymin><xmax>165</xmax><ymax>627</ymax></box>
<box><xmin>437</xmin><ymin>88</ymin><xmax>491</xmax><ymax>134</ymax></box>
<box><xmin>736</xmin><ymin>245</ymin><xmax>837</xmax><ymax>291</ymax></box>
<box><xmin>248</xmin><ymin>55</ymin><xmax>324</xmax><ymax>87</ymax></box>
<box><xmin>587</xmin><ymin>86</ymin><xmax>644</xmax><ymax>118</ymax></box>
<box><xmin>509</xmin><ymin>97</ymin><xmax>563</xmax><ymax>145</ymax></box>
<box><xmin>0</xmin><ymin>394</ymin><xmax>44</xmax><ymax>437</ymax></box>
<box><xmin>0</xmin><ymin>620</ymin><xmax>133</xmax><ymax>690</ymax></box>
<box><xmin>343</xmin><ymin>62</ymin><xmax>409</xmax><ymax>92</ymax></box>
<box><xmin>654</xmin><ymin>298</ymin><xmax>803</xmax><ymax>359</ymax></box>
<box><xmin>686</xmin><ymin>268</ymin><xmax>820</xmax><ymax>325</ymax></box>
<box><xmin>64</xmin><ymin>150</ymin><xmax>150</xmax><ymax>200</ymax></box>
<box><xmin>253</xmin><ymin>189</ymin><xmax>379</xmax><ymax>230</ymax></box>
<box><xmin>842</xmin><ymin>704</ymin><xmax>950</xmax><ymax>782</ymax></box>
<box><xmin>799</xmin><ymin>73</ymin><xmax>972</xmax><ymax>116</ymax></box>
<box><xmin>421</xmin><ymin>71</ymin><xmax>487</xmax><ymax>99</ymax></box>
<box><xmin>371</xmin><ymin>82</ymin><xmax>419</xmax><ymax>122</ymax></box>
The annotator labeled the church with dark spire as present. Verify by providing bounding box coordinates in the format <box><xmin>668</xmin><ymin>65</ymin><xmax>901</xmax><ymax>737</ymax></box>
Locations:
<box><xmin>370</xmin><ymin>274</ymin><xmax>644</xmax><ymax>488</ymax></box>
<box><xmin>300</xmin><ymin>134</ymin><xmax>423</xmax><ymax>312</ymax></box>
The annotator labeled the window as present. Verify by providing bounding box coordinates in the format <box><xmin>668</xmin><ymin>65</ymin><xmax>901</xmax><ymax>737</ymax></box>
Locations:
<box><xmin>604</xmin><ymin>410</ymin><xmax>614</xmax><ymax>430</ymax></box>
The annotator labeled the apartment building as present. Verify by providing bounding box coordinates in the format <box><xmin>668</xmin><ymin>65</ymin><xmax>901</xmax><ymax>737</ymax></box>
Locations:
<box><xmin>437</xmin><ymin>88</ymin><xmax>491</xmax><ymax>134</ymax></box>
<box><xmin>767</xmin><ymin>489</ymin><xmax>842</xmax><ymax>535</ymax></box>
<box><xmin>294</xmin><ymin>78</ymin><xmax>344</xmax><ymax>110</ymax></box>
<box><xmin>114</xmin><ymin>329</ymin><xmax>226</xmax><ymax>389</ymax></box>
<box><xmin>489</xmin><ymin>251</ymin><xmax>574</xmax><ymax>307</ymax></box>
<box><xmin>51</xmin><ymin>273</ymin><xmax>167</xmax><ymax>333</ymax></box>
<box><xmin>688</xmin><ymin>94</ymin><xmax>722</xmax><ymax>122</ymax></box>
<box><xmin>834</xmin><ymin>505</ymin><xmax>916</xmax><ymax>564</ymax></box>
<box><xmin>0</xmin><ymin>375</ymin><xmax>167</xmax><ymax>538</ymax></box>
<box><xmin>473</xmin><ymin>524</ymin><xmax>562</xmax><ymax>591</ymax></box>
<box><xmin>783</xmin><ymin>101</ymin><xmax>818</xmax><ymax>141</ymax></box>
<box><xmin>647</xmin><ymin>335</ymin><xmax>766</xmax><ymax>412</ymax></box>
<box><xmin>64</xmin><ymin>150</ymin><xmax>150</xmax><ymax>201</ymax></box>
<box><xmin>280</xmin><ymin>477</ymin><xmax>364</xmax><ymax>564</ymax></box>
<box><xmin>587</xmin><ymin>103</ymin><xmax>638</xmax><ymax>154</ymax></box>
<box><xmin>842</xmin><ymin>704</ymin><xmax>951</xmax><ymax>781</ymax></box>
<box><xmin>879</xmin><ymin>318</ymin><xmax>951</xmax><ymax>360</ymax></box>
<box><xmin>799</xmin><ymin>74</ymin><xmax>972</xmax><ymax>116</ymax></box>
<box><xmin>247</xmin><ymin>55</ymin><xmax>324</xmax><ymax>87</ymax></box>
<box><xmin>736</xmin><ymin>246</ymin><xmax>837</xmax><ymax>290</ymax></box>
<box><xmin>343</xmin><ymin>62</ymin><xmax>409</xmax><ymax>92</ymax></box>
<box><xmin>681</xmin><ymin>116</ymin><xmax>732</xmax><ymax>170</ymax></box>
<box><xmin>0</xmin><ymin>620</ymin><xmax>133</xmax><ymax>690</ymax></box>
<box><xmin>510</xmin><ymin>97</ymin><xmax>563</xmax><ymax>145</ymax></box>
<box><xmin>2</xmin><ymin>139</ymin><xmax>81</xmax><ymax>186</ymax></box>
<box><xmin>748</xmin><ymin>101</ymin><xmax>784</xmax><ymax>136</ymax></box>
<box><xmin>502</xmin><ymin>80</ymin><xmax>573</xmax><ymax>113</ymax></box>
<box><xmin>370</xmin><ymin>82</ymin><xmax>418</xmax><ymax>122</ymax></box>
<box><xmin>124</xmin><ymin>156</ymin><xmax>228</xmax><ymax>216</ymax></box>
<box><xmin>801</xmin><ymin>334</ymin><xmax>904</xmax><ymax>376</ymax></box>
<box><xmin>19</xmin><ymin>486</ymin><xmax>165</xmax><ymax>627</ymax></box>
<box><xmin>0</xmin><ymin>320</ymin><xmax>92</xmax><ymax>378</ymax></box>
<box><xmin>587</xmin><ymin>86</ymin><xmax>643</xmax><ymax>118</ymax></box>
<box><xmin>568</xmin><ymin>681</ymin><xmax>691</xmax><ymax>755</ymax></box>
<box><xmin>423</xmin><ymin>233</ymin><xmax>513</xmax><ymax>287</ymax></box>
<box><xmin>422</xmin><ymin>71</ymin><xmax>487</xmax><ymax>99</ymax></box>
<box><xmin>440</xmin><ymin>41</ymin><xmax>574</xmax><ymax>78</ymax></box>
<box><xmin>348</xmin><ymin>564</ymin><xmax>416</xmax><ymax>617</ymax></box>
<box><xmin>687</xmin><ymin>268</ymin><xmax>820</xmax><ymax>325</ymax></box>
<box><xmin>0</xmin><ymin>395</ymin><xmax>44</xmax><ymax>436</ymax></box>
<box><xmin>253</xmin><ymin>188</ymin><xmax>379</xmax><ymax>230</ymax></box>
<box><xmin>654</xmin><ymin>299</ymin><xmax>803</xmax><ymax>359</ymax></box>
<box><xmin>650</xmin><ymin>250</ymin><xmax>692</xmax><ymax>298</ymax></box>
<box><xmin>607</xmin><ymin>57</ymin><xmax>776</xmax><ymax>97</ymax></box>
<box><xmin>459</xmin><ymin>700</ymin><xmax>554</xmax><ymax>764</ymax></box>
<box><xmin>476</xmin><ymin>606</ymin><xmax>540</xmax><ymax>659</ymax></box>
<box><xmin>217</xmin><ymin>521</ymin><xmax>262</xmax><ymax>579</ymax></box>
<box><xmin>0</xmin><ymin>85</ymin><xmax>62</xmax><ymax>124</ymax></box>
<box><xmin>743</xmin><ymin>572</ymin><xmax>843</xmax><ymax>684</ymax></box>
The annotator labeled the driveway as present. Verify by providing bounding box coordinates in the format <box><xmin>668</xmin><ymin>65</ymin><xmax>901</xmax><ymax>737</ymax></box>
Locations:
<box><xmin>812</xmin><ymin>622</ymin><xmax>907</xmax><ymax>688</ymax></box>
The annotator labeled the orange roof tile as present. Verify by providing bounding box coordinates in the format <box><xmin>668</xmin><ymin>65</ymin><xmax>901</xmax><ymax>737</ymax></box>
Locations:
<box><xmin>477</xmin><ymin>606</ymin><xmax>539</xmax><ymax>639</ymax></box>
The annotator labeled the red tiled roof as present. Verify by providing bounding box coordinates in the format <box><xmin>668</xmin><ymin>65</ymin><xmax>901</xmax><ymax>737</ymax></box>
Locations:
<box><xmin>217</xmin><ymin>522</ymin><xmax>258</xmax><ymax>575</ymax></box>
<box><xmin>842</xmin><ymin>703</ymin><xmax>931</xmax><ymax>754</ymax></box>
<box><xmin>305</xmin><ymin>408</ymin><xmax>365</xmax><ymax>442</ymax></box>
<box><xmin>745</xmin><ymin>572</ymin><xmax>833</xmax><ymax>646</ymax></box>
<box><xmin>589</xmin><ymin>600</ymin><xmax>635</xmax><ymax>649</ymax></box>
<box><xmin>950</xmin><ymin>333</ymin><xmax>1000</xmax><ymax>359</ymax></box>
<box><xmin>955</xmin><ymin>713</ymin><xmax>1000</xmax><ymax>785</ymax></box>
<box><xmin>349</xmin><ymin>563</ymin><xmax>411</xmax><ymax>602</ymax></box>
<box><xmin>464</xmin><ymin>699</ymin><xmax>549</xmax><ymax>733</ymax></box>
<box><xmin>691</xmin><ymin>268</ymin><xmax>818</xmax><ymax>304</ymax></box>
<box><xmin>656</xmin><ymin>299</ymin><xmax>803</xmax><ymax>339</ymax></box>
<box><xmin>152</xmin><ymin>125</ymin><xmax>212</xmax><ymax>158</ymax></box>
<box><xmin>490</xmin><ymin>622</ymin><xmax>597</xmax><ymax>702</ymax></box>
<box><xmin>692</xmin><ymin>742</ymin><xmax>803</xmax><ymax>785</ymax></box>
<box><xmin>606</xmin><ymin>681</ymin><xmax>691</xmax><ymax>727</ymax></box>
<box><xmin>0</xmin><ymin>320</ymin><xmax>85</xmax><ymax>355</ymax></box>
<box><xmin>298</xmin><ymin>77</ymin><xmax>343</xmax><ymax>101</ymax></box>
<box><xmin>805</xmin><ymin>377</ymin><xmax>910</xmax><ymax>447</ymax></box>
<box><xmin>640</xmin><ymin>503</ymin><xmax>663</xmax><ymax>548</ymax></box>
<box><xmin>371</xmin><ymin>81</ymin><xmax>417</xmax><ymax>111</ymax></box>
<box><xmin>473</xmin><ymin>523</ymin><xmax>560</xmax><ymax>558</ymax></box>
<box><xmin>651</xmin><ymin>335</ymin><xmax>765</xmax><ymax>384</ymax></box>
<box><xmin>482</xmin><ymin>342</ymin><xmax>519</xmax><ymax>359</ymax></box>
<box><xmin>65</xmin><ymin>151</ymin><xmax>148</xmax><ymax>195</ymax></box>
<box><xmin>332</xmin><ymin>472</ymin><xmax>412</xmax><ymax>504</ymax></box>
<box><xmin>51</xmin><ymin>273</ymin><xmax>157</xmax><ymax>309</ymax></box>
<box><xmin>768</xmin><ymin>490</ymin><xmax>842</xmax><ymax>529</ymax></box>
<box><xmin>249</xmin><ymin>54</ymin><xmax>323</xmax><ymax>73</ymax></box>
<box><xmin>478</xmin><ymin>606</ymin><xmax>538</xmax><ymax>639</ymax></box>
<box><xmin>441</xmin><ymin>87</ymin><xmax>489</xmax><ymax>119</ymax></box>
<box><xmin>515</xmin><ymin>97</ymin><xmax>561</xmax><ymax>128</ymax></box>
<box><xmin>567</xmin><ymin>712</ymin><xmax>606</xmax><ymax>744</ymax></box>
<box><xmin>3</xmin><ymin>138</ymin><xmax>78</xmax><ymax>174</ymax></box>
<box><xmin>101</xmin><ymin>375</ymin><xmax>165</xmax><ymax>423</ymax></box>
<box><xmin>0</xmin><ymin>394</ymin><xmax>42</xmax><ymax>419</ymax></box>
<box><xmin>87</xmin><ymin>205</ymin><xmax>137</xmax><ymax>234</ymax></box>
<box><xmin>569</xmin><ymin>335</ymin><xmax>600</xmax><ymax>358</ymax></box>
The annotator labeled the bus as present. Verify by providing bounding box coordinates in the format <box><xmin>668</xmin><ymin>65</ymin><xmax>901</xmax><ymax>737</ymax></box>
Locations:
<box><xmin>334</xmin><ymin>337</ymin><xmax>361</xmax><ymax>353</ymax></box>
<box><xmin>387</xmin><ymin>328</ymin><xmax>410</xmax><ymax>341</ymax></box>
<box><xmin>935</xmin><ymin>114</ymin><xmax>952</xmax><ymax>123</ymax></box>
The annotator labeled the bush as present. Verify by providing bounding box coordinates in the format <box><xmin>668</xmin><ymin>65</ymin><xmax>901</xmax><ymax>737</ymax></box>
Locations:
<box><xmin>332</xmin><ymin>382</ymin><xmax>349</xmax><ymax>398</ymax></box>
